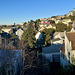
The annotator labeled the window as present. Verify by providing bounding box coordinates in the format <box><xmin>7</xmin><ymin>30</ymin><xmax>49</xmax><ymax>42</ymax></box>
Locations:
<box><xmin>68</xmin><ymin>52</ymin><xmax>70</xmax><ymax>59</ymax></box>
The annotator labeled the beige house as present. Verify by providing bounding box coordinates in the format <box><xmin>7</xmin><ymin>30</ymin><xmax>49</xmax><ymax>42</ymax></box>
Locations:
<box><xmin>56</xmin><ymin>15</ymin><xmax>65</xmax><ymax>20</ymax></box>
<box><xmin>55</xmin><ymin>19</ymin><xmax>61</xmax><ymax>24</ymax></box>
<box><xmin>46</xmin><ymin>24</ymin><xmax>56</xmax><ymax>29</ymax></box>
<box><xmin>61</xmin><ymin>19</ymin><xmax>72</xmax><ymax>24</ymax></box>
<box><xmin>39</xmin><ymin>24</ymin><xmax>56</xmax><ymax>31</ymax></box>
<box><xmin>60</xmin><ymin>32</ymin><xmax>75</xmax><ymax>67</ymax></box>
<box><xmin>2</xmin><ymin>27</ymin><xmax>13</xmax><ymax>34</ymax></box>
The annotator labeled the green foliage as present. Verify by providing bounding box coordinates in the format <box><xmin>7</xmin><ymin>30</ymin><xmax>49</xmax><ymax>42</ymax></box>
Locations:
<box><xmin>28</xmin><ymin>20</ymin><xmax>34</xmax><ymax>23</ymax></box>
<box><xmin>41</xmin><ymin>28</ymin><xmax>55</xmax><ymax>46</ymax></box>
<box><xmin>1</xmin><ymin>25</ymin><xmax>7</xmax><ymax>28</ymax></box>
<box><xmin>73</xmin><ymin>11</ymin><xmax>75</xmax><ymax>15</ymax></box>
<box><xmin>23</xmin><ymin>22</ymin><xmax>27</xmax><ymax>26</ymax></box>
<box><xmin>67</xmin><ymin>24</ymin><xmax>72</xmax><ymax>31</ymax></box>
<box><xmin>56</xmin><ymin>22</ymin><xmax>67</xmax><ymax>32</ymax></box>
<box><xmin>62</xmin><ymin>15</ymin><xmax>75</xmax><ymax>21</ymax></box>
<box><xmin>0</xmin><ymin>66</ymin><xmax>6</xmax><ymax>75</ymax></box>
<box><xmin>56</xmin><ymin>22</ymin><xmax>72</xmax><ymax>32</ymax></box>
<box><xmin>11</xmin><ymin>34</ymin><xmax>18</xmax><ymax>39</ymax></box>
<box><xmin>0</xmin><ymin>25</ymin><xmax>7</xmax><ymax>33</ymax></box>
<box><xmin>22</xmin><ymin>24</ymin><xmax>36</xmax><ymax>48</ymax></box>
<box><xmin>51</xmin><ymin>16</ymin><xmax>56</xmax><ymax>18</ymax></box>
<box><xmin>70</xmin><ymin>15</ymin><xmax>75</xmax><ymax>21</ymax></box>
<box><xmin>71</xmin><ymin>56</ymin><xmax>75</xmax><ymax>65</ymax></box>
<box><xmin>35</xmin><ymin>19</ymin><xmax>40</xmax><ymax>30</ymax></box>
<box><xmin>56</xmin><ymin>65</ymin><xmax>74</xmax><ymax>75</ymax></box>
<box><xmin>18</xmin><ymin>26</ymin><xmax>22</xmax><ymax>29</ymax></box>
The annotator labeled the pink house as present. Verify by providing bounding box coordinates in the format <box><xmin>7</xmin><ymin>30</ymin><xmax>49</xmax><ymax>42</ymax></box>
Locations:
<box><xmin>42</xmin><ymin>22</ymin><xmax>50</xmax><ymax>24</ymax></box>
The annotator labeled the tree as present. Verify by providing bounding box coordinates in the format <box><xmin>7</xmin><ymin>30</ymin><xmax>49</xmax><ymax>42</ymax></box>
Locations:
<box><xmin>70</xmin><ymin>15</ymin><xmax>75</xmax><ymax>21</ymax></box>
<box><xmin>18</xmin><ymin>26</ymin><xmax>22</xmax><ymax>29</ymax></box>
<box><xmin>23</xmin><ymin>22</ymin><xmax>27</xmax><ymax>27</ymax></box>
<box><xmin>28</xmin><ymin>20</ymin><xmax>34</xmax><ymax>23</ymax></box>
<box><xmin>56</xmin><ymin>22</ymin><xmax>67</xmax><ymax>32</ymax></box>
<box><xmin>41</xmin><ymin>28</ymin><xmax>55</xmax><ymax>46</ymax></box>
<box><xmin>17</xmin><ymin>40</ymin><xmax>42</xmax><ymax>75</ymax></box>
<box><xmin>22</xmin><ymin>23</ymin><xmax>36</xmax><ymax>48</ymax></box>
<box><xmin>51</xmin><ymin>16</ymin><xmax>56</xmax><ymax>18</ymax></box>
<box><xmin>67</xmin><ymin>24</ymin><xmax>72</xmax><ymax>32</ymax></box>
<box><xmin>11</xmin><ymin>34</ymin><xmax>18</xmax><ymax>39</ymax></box>
<box><xmin>35</xmin><ymin>19</ymin><xmax>40</xmax><ymax>30</ymax></box>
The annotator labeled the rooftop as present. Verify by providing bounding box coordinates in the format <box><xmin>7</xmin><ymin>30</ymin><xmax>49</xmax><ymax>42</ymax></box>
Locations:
<box><xmin>42</xmin><ymin>44</ymin><xmax>64</xmax><ymax>54</ymax></box>
<box><xmin>66</xmin><ymin>32</ymin><xmax>75</xmax><ymax>42</ymax></box>
<box><xmin>2</xmin><ymin>27</ymin><xmax>12</xmax><ymax>29</ymax></box>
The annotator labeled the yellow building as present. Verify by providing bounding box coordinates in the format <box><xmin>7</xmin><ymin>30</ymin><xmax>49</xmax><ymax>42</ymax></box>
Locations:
<box><xmin>46</xmin><ymin>24</ymin><xmax>56</xmax><ymax>29</ymax></box>
<box><xmin>62</xmin><ymin>19</ymin><xmax>72</xmax><ymax>24</ymax></box>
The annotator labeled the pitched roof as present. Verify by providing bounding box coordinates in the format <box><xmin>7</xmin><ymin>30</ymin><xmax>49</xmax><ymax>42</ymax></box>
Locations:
<box><xmin>71</xmin><ymin>41</ymin><xmax>75</xmax><ymax>50</ymax></box>
<box><xmin>53</xmin><ymin>32</ymin><xmax>64</xmax><ymax>37</ymax></box>
<box><xmin>2</xmin><ymin>27</ymin><xmax>12</xmax><ymax>29</ymax></box>
<box><xmin>66</xmin><ymin>32</ymin><xmax>75</xmax><ymax>50</ymax></box>
<box><xmin>66</xmin><ymin>32</ymin><xmax>75</xmax><ymax>42</ymax></box>
<box><xmin>42</xmin><ymin>44</ymin><xmax>63</xmax><ymax>54</ymax></box>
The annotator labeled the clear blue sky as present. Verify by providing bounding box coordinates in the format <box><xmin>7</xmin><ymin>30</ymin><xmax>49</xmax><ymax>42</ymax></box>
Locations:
<box><xmin>0</xmin><ymin>0</ymin><xmax>75</xmax><ymax>25</ymax></box>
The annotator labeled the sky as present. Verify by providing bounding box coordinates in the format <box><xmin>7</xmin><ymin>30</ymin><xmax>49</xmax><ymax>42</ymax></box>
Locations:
<box><xmin>0</xmin><ymin>0</ymin><xmax>75</xmax><ymax>25</ymax></box>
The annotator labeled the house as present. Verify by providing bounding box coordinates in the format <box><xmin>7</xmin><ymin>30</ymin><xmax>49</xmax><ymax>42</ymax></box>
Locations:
<box><xmin>18</xmin><ymin>22</ymin><xmax>25</xmax><ymax>28</ymax></box>
<box><xmin>39</xmin><ymin>24</ymin><xmax>56</xmax><ymax>31</ymax></box>
<box><xmin>46</xmin><ymin>24</ymin><xmax>56</xmax><ymax>29</ymax></box>
<box><xmin>51</xmin><ymin>32</ymin><xmax>65</xmax><ymax>44</ymax></box>
<box><xmin>66</xmin><ymin>9</ymin><xmax>75</xmax><ymax>17</ymax></box>
<box><xmin>42</xmin><ymin>44</ymin><xmax>63</xmax><ymax>73</ymax></box>
<box><xmin>66</xmin><ymin>11</ymin><xmax>73</xmax><ymax>17</ymax></box>
<box><xmin>16</xmin><ymin>29</ymin><xmax>24</xmax><ymax>40</ymax></box>
<box><xmin>2</xmin><ymin>27</ymin><xmax>13</xmax><ymax>34</ymax></box>
<box><xmin>0</xmin><ymin>50</ymin><xmax>22</xmax><ymax>75</ymax></box>
<box><xmin>61</xmin><ymin>19</ymin><xmax>72</xmax><ymax>24</ymax></box>
<box><xmin>0</xmin><ymin>32</ymin><xmax>17</xmax><ymax>50</ymax></box>
<box><xmin>35</xmin><ymin>32</ymin><xmax>42</xmax><ymax>40</ymax></box>
<box><xmin>42</xmin><ymin>44</ymin><xmax>63</xmax><ymax>62</ymax></box>
<box><xmin>60</xmin><ymin>32</ymin><xmax>75</xmax><ymax>67</ymax></box>
<box><xmin>56</xmin><ymin>15</ymin><xmax>65</xmax><ymax>20</ymax></box>
<box><xmin>70</xmin><ymin>27</ymin><xmax>75</xmax><ymax>32</ymax></box>
<box><xmin>39</xmin><ymin>18</ymin><xmax>47</xmax><ymax>21</ymax></box>
<box><xmin>39</xmin><ymin>27</ymin><xmax>45</xmax><ymax>31</ymax></box>
<box><xmin>55</xmin><ymin>19</ymin><xmax>61</xmax><ymax>24</ymax></box>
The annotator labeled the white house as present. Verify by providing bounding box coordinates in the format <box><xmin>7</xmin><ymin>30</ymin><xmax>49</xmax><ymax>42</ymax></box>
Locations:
<box><xmin>2</xmin><ymin>27</ymin><xmax>13</xmax><ymax>34</ymax></box>
<box><xmin>51</xmin><ymin>32</ymin><xmax>65</xmax><ymax>44</ymax></box>
<box><xmin>16</xmin><ymin>29</ymin><xmax>24</xmax><ymax>40</ymax></box>
<box><xmin>61</xmin><ymin>19</ymin><xmax>72</xmax><ymax>24</ymax></box>
<box><xmin>55</xmin><ymin>19</ymin><xmax>61</xmax><ymax>24</ymax></box>
<box><xmin>60</xmin><ymin>32</ymin><xmax>75</xmax><ymax>68</ymax></box>
<box><xmin>42</xmin><ymin>44</ymin><xmax>63</xmax><ymax>73</ymax></box>
<box><xmin>42</xmin><ymin>44</ymin><xmax>63</xmax><ymax>63</ymax></box>
<box><xmin>70</xmin><ymin>27</ymin><xmax>75</xmax><ymax>32</ymax></box>
<box><xmin>35</xmin><ymin>32</ymin><xmax>42</xmax><ymax>40</ymax></box>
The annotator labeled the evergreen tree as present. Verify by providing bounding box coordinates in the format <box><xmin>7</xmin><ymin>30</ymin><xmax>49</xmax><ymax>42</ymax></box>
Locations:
<box><xmin>22</xmin><ymin>23</ymin><xmax>36</xmax><ymax>48</ymax></box>
<box><xmin>41</xmin><ymin>28</ymin><xmax>55</xmax><ymax>46</ymax></box>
